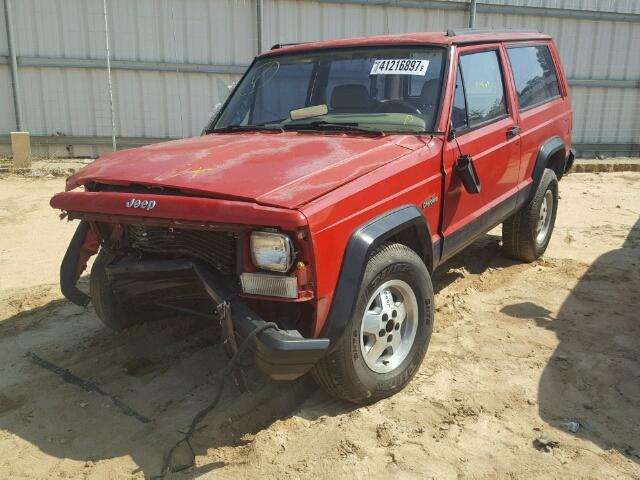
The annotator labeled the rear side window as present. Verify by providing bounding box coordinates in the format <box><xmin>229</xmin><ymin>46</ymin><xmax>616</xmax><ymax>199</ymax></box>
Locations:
<box><xmin>507</xmin><ymin>45</ymin><xmax>560</xmax><ymax>110</ymax></box>
<box><xmin>459</xmin><ymin>50</ymin><xmax>507</xmax><ymax>128</ymax></box>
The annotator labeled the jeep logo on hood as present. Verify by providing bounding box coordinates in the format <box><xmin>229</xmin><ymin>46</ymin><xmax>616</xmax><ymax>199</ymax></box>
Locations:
<box><xmin>125</xmin><ymin>198</ymin><xmax>156</xmax><ymax>210</ymax></box>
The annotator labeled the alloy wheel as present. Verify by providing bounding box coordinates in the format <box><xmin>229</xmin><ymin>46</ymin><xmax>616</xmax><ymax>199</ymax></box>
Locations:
<box><xmin>359</xmin><ymin>279</ymin><xmax>418</xmax><ymax>374</ymax></box>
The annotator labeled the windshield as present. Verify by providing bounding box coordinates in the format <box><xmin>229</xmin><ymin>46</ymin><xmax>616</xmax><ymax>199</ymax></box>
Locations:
<box><xmin>212</xmin><ymin>46</ymin><xmax>446</xmax><ymax>134</ymax></box>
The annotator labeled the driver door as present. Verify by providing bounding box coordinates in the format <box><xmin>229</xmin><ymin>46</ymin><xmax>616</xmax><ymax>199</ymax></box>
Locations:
<box><xmin>441</xmin><ymin>44</ymin><xmax>522</xmax><ymax>261</ymax></box>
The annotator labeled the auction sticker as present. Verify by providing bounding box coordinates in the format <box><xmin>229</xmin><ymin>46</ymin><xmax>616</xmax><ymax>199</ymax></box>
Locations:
<box><xmin>370</xmin><ymin>59</ymin><xmax>429</xmax><ymax>75</ymax></box>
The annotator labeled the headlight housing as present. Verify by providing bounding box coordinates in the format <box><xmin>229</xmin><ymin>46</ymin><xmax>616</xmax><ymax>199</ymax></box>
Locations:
<box><xmin>250</xmin><ymin>231</ymin><xmax>294</xmax><ymax>272</ymax></box>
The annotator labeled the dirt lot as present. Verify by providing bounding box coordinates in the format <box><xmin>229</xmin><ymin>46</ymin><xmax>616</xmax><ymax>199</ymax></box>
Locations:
<box><xmin>0</xmin><ymin>172</ymin><xmax>638</xmax><ymax>479</ymax></box>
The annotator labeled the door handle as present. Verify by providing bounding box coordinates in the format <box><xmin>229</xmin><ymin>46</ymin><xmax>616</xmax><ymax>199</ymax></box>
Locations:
<box><xmin>506</xmin><ymin>126</ymin><xmax>521</xmax><ymax>139</ymax></box>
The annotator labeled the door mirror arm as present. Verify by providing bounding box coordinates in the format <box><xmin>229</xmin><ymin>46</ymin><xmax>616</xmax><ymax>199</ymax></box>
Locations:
<box><xmin>447</xmin><ymin>123</ymin><xmax>456</xmax><ymax>142</ymax></box>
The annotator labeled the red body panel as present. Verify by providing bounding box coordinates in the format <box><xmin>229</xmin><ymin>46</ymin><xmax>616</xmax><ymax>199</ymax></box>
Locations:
<box><xmin>66</xmin><ymin>132</ymin><xmax>419</xmax><ymax>209</ymax></box>
<box><xmin>441</xmin><ymin>44</ymin><xmax>522</xmax><ymax>250</ymax></box>
<box><xmin>50</xmin><ymin>191</ymin><xmax>307</xmax><ymax>230</ymax></box>
<box><xmin>51</xmin><ymin>32</ymin><xmax>571</xmax><ymax>340</ymax></box>
<box><xmin>301</xmin><ymin>137</ymin><xmax>443</xmax><ymax>336</ymax></box>
<box><xmin>263</xmin><ymin>31</ymin><xmax>551</xmax><ymax>58</ymax></box>
<box><xmin>505</xmin><ymin>40</ymin><xmax>573</xmax><ymax>184</ymax></box>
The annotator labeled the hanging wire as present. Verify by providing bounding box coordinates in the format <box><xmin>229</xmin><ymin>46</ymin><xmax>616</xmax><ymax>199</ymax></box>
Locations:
<box><xmin>157</xmin><ymin>322</ymin><xmax>279</xmax><ymax>477</ymax></box>
<box><xmin>102</xmin><ymin>0</ymin><xmax>117</xmax><ymax>151</ymax></box>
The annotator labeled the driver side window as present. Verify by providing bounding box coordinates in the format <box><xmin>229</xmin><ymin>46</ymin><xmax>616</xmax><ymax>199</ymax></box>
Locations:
<box><xmin>458</xmin><ymin>50</ymin><xmax>507</xmax><ymax>128</ymax></box>
<box><xmin>452</xmin><ymin>70</ymin><xmax>468</xmax><ymax>130</ymax></box>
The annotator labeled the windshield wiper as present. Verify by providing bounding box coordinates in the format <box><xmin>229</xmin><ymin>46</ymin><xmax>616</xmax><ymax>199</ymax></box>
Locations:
<box><xmin>283</xmin><ymin>121</ymin><xmax>384</xmax><ymax>136</ymax></box>
<box><xmin>212</xmin><ymin>124</ymin><xmax>284</xmax><ymax>133</ymax></box>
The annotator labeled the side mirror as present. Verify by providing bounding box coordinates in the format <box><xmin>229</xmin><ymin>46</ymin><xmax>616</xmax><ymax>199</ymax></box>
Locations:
<box><xmin>455</xmin><ymin>154</ymin><xmax>481</xmax><ymax>194</ymax></box>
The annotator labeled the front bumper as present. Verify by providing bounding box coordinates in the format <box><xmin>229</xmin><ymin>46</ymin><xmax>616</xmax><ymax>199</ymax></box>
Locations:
<box><xmin>101</xmin><ymin>257</ymin><xmax>330</xmax><ymax>381</ymax></box>
<box><xmin>230</xmin><ymin>299</ymin><xmax>330</xmax><ymax>380</ymax></box>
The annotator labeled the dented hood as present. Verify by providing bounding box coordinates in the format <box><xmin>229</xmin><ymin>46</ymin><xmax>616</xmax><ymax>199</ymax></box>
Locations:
<box><xmin>66</xmin><ymin>132</ymin><xmax>424</xmax><ymax>209</ymax></box>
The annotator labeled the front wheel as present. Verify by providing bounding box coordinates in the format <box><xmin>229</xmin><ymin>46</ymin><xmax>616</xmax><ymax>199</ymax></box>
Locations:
<box><xmin>90</xmin><ymin>250</ymin><xmax>160</xmax><ymax>331</ymax></box>
<box><xmin>502</xmin><ymin>168</ymin><xmax>559</xmax><ymax>262</ymax></box>
<box><xmin>312</xmin><ymin>243</ymin><xmax>434</xmax><ymax>404</ymax></box>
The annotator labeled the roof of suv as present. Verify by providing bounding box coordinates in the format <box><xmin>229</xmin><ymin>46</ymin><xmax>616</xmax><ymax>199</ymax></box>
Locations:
<box><xmin>262</xmin><ymin>28</ymin><xmax>551</xmax><ymax>57</ymax></box>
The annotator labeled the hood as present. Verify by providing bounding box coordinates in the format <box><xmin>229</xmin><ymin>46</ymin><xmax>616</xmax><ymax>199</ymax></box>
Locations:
<box><xmin>67</xmin><ymin>132</ymin><xmax>426</xmax><ymax>209</ymax></box>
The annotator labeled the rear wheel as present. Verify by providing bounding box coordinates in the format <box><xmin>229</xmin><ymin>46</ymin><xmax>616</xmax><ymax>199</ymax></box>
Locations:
<box><xmin>90</xmin><ymin>250</ymin><xmax>152</xmax><ymax>330</ymax></box>
<box><xmin>502</xmin><ymin>168</ymin><xmax>559</xmax><ymax>262</ymax></box>
<box><xmin>312</xmin><ymin>243</ymin><xmax>434</xmax><ymax>404</ymax></box>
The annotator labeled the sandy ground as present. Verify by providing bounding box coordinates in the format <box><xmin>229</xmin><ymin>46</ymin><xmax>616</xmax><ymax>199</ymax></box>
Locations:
<box><xmin>0</xmin><ymin>172</ymin><xmax>638</xmax><ymax>479</ymax></box>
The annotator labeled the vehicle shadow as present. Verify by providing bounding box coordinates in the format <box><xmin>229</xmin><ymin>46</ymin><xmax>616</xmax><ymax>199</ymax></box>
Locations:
<box><xmin>502</xmin><ymin>218</ymin><xmax>640</xmax><ymax>462</ymax></box>
<box><xmin>431</xmin><ymin>231</ymin><xmax>519</xmax><ymax>293</ymax></box>
<box><xmin>0</xmin><ymin>276</ymin><xmax>354</xmax><ymax>478</ymax></box>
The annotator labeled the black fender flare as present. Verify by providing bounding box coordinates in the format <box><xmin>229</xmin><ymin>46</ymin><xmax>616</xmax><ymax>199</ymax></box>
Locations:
<box><xmin>320</xmin><ymin>205</ymin><xmax>433</xmax><ymax>346</ymax></box>
<box><xmin>530</xmin><ymin>136</ymin><xmax>566</xmax><ymax>198</ymax></box>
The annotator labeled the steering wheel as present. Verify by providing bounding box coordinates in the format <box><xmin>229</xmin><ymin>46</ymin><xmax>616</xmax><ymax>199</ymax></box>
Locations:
<box><xmin>374</xmin><ymin>99</ymin><xmax>422</xmax><ymax>115</ymax></box>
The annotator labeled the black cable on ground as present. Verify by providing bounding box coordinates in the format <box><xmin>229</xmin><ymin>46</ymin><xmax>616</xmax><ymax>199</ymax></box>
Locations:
<box><xmin>156</xmin><ymin>322</ymin><xmax>278</xmax><ymax>478</ymax></box>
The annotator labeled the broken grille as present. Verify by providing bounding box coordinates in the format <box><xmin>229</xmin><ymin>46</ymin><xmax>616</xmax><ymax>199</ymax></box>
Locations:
<box><xmin>126</xmin><ymin>224</ymin><xmax>237</xmax><ymax>275</ymax></box>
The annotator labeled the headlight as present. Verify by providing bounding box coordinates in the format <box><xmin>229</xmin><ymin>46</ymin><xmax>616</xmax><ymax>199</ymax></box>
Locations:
<box><xmin>250</xmin><ymin>231</ymin><xmax>294</xmax><ymax>272</ymax></box>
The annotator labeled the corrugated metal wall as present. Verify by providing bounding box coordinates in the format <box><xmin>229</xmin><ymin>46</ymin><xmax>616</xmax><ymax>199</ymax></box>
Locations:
<box><xmin>0</xmin><ymin>1</ymin><xmax>16</xmax><ymax>136</ymax></box>
<box><xmin>1</xmin><ymin>0</ymin><xmax>639</xmax><ymax>157</ymax></box>
<box><xmin>478</xmin><ymin>0</ymin><xmax>640</xmax><ymax>14</ymax></box>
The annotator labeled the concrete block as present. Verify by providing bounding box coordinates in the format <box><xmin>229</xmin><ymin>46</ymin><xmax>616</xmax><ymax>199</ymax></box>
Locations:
<box><xmin>572</xmin><ymin>158</ymin><xmax>640</xmax><ymax>173</ymax></box>
<box><xmin>11</xmin><ymin>132</ymin><xmax>31</xmax><ymax>168</ymax></box>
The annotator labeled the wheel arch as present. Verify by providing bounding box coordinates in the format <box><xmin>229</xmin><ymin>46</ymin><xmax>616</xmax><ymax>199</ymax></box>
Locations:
<box><xmin>320</xmin><ymin>205</ymin><xmax>434</xmax><ymax>346</ymax></box>
<box><xmin>532</xmin><ymin>136</ymin><xmax>567</xmax><ymax>191</ymax></box>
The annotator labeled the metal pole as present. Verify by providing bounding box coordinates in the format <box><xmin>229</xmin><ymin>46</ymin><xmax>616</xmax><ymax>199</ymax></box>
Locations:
<box><xmin>256</xmin><ymin>0</ymin><xmax>264</xmax><ymax>54</ymax></box>
<box><xmin>469</xmin><ymin>0</ymin><xmax>477</xmax><ymax>28</ymax></box>
<box><xmin>102</xmin><ymin>0</ymin><xmax>117</xmax><ymax>151</ymax></box>
<box><xmin>3</xmin><ymin>0</ymin><xmax>23</xmax><ymax>131</ymax></box>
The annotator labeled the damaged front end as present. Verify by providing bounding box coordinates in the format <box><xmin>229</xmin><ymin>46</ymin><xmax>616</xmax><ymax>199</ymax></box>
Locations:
<box><xmin>53</xmin><ymin>188</ymin><xmax>329</xmax><ymax>381</ymax></box>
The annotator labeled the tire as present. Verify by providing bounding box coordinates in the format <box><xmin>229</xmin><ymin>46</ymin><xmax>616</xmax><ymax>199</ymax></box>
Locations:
<box><xmin>90</xmin><ymin>250</ymin><xmax>150</xmax><ymax>331</ymax></box>
<box><xmin>502</xmin><ymin>168</ymin><xmax>559</xmax><ymax>263</ymax></box>
<box><xmin>312</xmin><ymin>243</ymin><xmax>434</xmax><ymax>404</ymax></box>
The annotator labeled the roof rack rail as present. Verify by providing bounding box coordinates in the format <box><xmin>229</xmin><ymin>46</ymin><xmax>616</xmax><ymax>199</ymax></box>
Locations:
<box><xmin>270</xmin><ymin>42</ymin><xmax>308</xmax><ymax>50</ymax></box>
<box><xmin>446</xmin><ymin>27</ymin><xmax>540</xmax><ymax>37</ymax></box>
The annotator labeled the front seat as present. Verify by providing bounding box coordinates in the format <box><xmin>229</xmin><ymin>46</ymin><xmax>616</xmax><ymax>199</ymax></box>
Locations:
<box><xmin>420</xmin><ymin>78</ymin><xmax>440</xmax><ymax>110</ymax></box>
<box><xmin>419</xmin><ymin>78</ymin><xmax>441</xmax><ymax>127</ymax></box>
<box><xmin>330</xmin><ymin>84</ymin><xmax>372</xmax><ymax>113</ymax></box>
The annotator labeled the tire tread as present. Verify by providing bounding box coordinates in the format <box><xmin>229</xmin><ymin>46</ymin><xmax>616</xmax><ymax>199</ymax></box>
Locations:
<box><xmin>90</xmin><ymin>250</ymin><xmax>146</xmax><ymax>331</ymax></box>
<box><xmin>502</xmin><ymin>168</ymin><xmax>558</xmax><ymax>263</ymax></box>
<box><xmin>312</xmin><ymin>242</ymin><xmax>433</xmax><ymax>404</ymax></box>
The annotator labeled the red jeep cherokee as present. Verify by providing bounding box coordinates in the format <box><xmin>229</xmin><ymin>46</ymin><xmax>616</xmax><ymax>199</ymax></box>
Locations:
<box><xmin>51</xmin><ymin>28</ymin><xmax>573</xmax><ymax>404</ymax></box>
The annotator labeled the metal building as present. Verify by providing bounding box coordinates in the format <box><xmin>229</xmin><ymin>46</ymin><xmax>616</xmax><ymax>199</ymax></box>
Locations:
<box><xmin>1</xmin><ymin>0</ymin><xmax>639</xmax><ymax>158</ymax></box>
